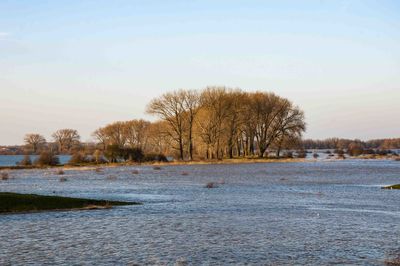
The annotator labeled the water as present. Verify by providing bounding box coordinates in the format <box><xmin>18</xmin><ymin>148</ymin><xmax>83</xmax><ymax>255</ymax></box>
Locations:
<box><xmin>0</xmin><ymin>155</ymin><xmax>71</xmax><ymax>166</ymax></box>
<box><xmin>0</xmin><ymin>160</ymin><xmax>399</xmax><ymax>265</ymax></box>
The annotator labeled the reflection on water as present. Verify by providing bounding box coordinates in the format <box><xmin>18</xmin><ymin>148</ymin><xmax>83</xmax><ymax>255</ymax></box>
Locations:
<box><xmin>0</xmin><ymin>155</ymin><xmax>71</xmax><ymax>166</ymax></box>
<box><xmin>0</xmin><ymin>160</ymin><xmax>399</xmax><ymax>265</ymax></box>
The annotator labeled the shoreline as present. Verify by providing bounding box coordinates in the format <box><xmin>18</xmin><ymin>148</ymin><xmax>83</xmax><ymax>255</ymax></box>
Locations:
<box><xmin>0</xmin><ymin>156</ymin><xmax>398</xmax><ymax>171</ymax></box>
<box><xmin>1</xmin><ymin>157</ymin><xmax>309</xmax><ymax>171</ymax></box>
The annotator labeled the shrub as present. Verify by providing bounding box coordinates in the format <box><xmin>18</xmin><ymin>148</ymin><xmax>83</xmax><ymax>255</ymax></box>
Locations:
<box><xmin>144</xmin><ymin>153</ymin><xmax>168</xmax><ymax>162</ymax></box>
<box><xmin>376</xmin><ymin>149</ymin><xmax>389</xmax><ymax>156</ymax></box>
<box><xmin>297</xmin><ymin>150</ymin><xmax>307</xmax><ymax>158</ymax></box>
<box><xmin>104</xmin><ymin>144</ymin><xmax>121</xmax><ymax>163</ymax></box>
<box><xmin>205</xmin><ymin>182</ymin><xmax>218</xmax><ymax>188</ymax></box>
<box><xmin>104</xmin><ymin>145</ymin><xmax>144</xmax><ymax>162</ymax></box>
<box><xmin>93</xmin><ymin>150</ymin><xmax>107</xmax><ymax>164</ymax></box>
<box><xmin>313</xmin><ymin>153</ymin><xmax>319</xmax><ymax>158</ymax></box>
<box><xmin>68</xmin><ymin>152</ymin><xmax>88</xmax><ymax>165</ymax></box>
<box><xmin>17</xmin><ymin>155</ymin><xmax>32</xmax><ymax>166</ymax></box>
<box><xmin>283</xmin><ymin>151</ymin><xmax>293</xmax><ymax>158</ymax></box>
<box><xmin>34</xmin><ymin>151</ymin><xmax>60</xmax><ymax>166</ymax></box>
<box><xmin>347</xmin><ymin>144</ymin><xmax>364</xmax><ymax>156</ymax></box>
<box><xmin>153</xmin><ymin>166</ymin><xmax>162</xmax><ymax>170</ymax></box>
<box><xmin>335</xmin><ymin>149</ymin><xmax>345</xmax><ymax>156</ymax></box>
<box><xmin>59</xmin><ymin>177</ymin><xmax>67</xmax><ymax>182</ymax></box>
<box><xmin>1</xmin><ymin>172</ymin><xmax>9</xmax><ymax>180</ymax></box>
<box><xmin>123</xmin><ymin>148</ymin><xmax>144</xmax><ymax>162</ymax></box>
<box><xmin>132</xmin><ymin>169</ymin><xmax>139</xmax><ymax>174</ymax></box>
<box><xmin>56</xmin><ymin>169</ymin><xmax>65</xmax><ymax>175</ymax></box>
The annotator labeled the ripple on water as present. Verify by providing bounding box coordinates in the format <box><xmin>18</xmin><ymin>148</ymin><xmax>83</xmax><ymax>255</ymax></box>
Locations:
<box><xmin>1</xmin><ymin>160</ymin><xmax>400</xmax><ymax>264</ymax></box>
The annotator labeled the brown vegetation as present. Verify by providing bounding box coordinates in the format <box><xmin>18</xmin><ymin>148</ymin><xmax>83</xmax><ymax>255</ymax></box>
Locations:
<box><xmin>1</xmin><ymin>172</ymin><xmax>9</xmax><ymax>180</ymax></box>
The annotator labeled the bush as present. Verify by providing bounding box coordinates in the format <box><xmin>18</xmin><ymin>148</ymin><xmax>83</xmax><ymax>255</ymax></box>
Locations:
<box><xmin>313</xmin><ymin>153</ymin><xmax>319</xmax><ymax>158</ymax></box>
<box><xmin>334</xmin><ymin>149</ymin><xmax>345</xmax><ymax>156</ymax></box>
<box><xmin>92</xmin><ymin>150</ymin><xmax>107</xmax><ymax>164</ymax></box>
<box><xmin>123</xmin><ymin>148</ymin><xmax>144</xmax><ymax>162</ymax></box>
<box><xmin>56</xmin><ymin>169</ymin><xmax>65</xmax><ymax>175</ymax></box>
<box><xmin>376</xmin><ymin>149</ymin><xmax>389</xmax><ymax>156</ymax></box>
<box><xmin>104</xmin><ymin>144</ymin><xmax>121</xmax><ymax>163</ymax></box>
<box><xmin>17</xmin><ymin>155</ymin><xmax>32</xmax><ymax>166</ymax></box>
<box><xmin>282</xmin><ymin>151</ymin><xmax>293</xmax><ymax>158</ymax></box>
<box><xmin>34</xmin><ymin>151</ymin><xmax>60</xmax><ymax>166</ymax></box>
<box><xmin>205</xmin><ymin>182</ymin><xmax>218</xmax><ymax>188</ymax></box>
<box><xmin>104</xmin><ymin>145</ymin><xmax>144</xmax><ymax>163</ymax></box>
<box><xmin>347</xmin><ymin>145</ymin><xmax>364</xmax><ymax>156</ymax></box>
<box><xmin>68</xmin><ymin>152</ymin><xmax>88</xmax><ymax>165</ymax></box>
<box><xmin>1</xmin><ymin>172</ymin><xmax>9</xmax><ymax>180</ymax></box>
<box><xmin>297</xmin><ymin>150</ymin><xmax>307</xmax><ymax>158</ymax></box>
<box><xmin>144</xmin><ymin>153</ymin><xmax>168</xmax><ymax>162</ymax></box>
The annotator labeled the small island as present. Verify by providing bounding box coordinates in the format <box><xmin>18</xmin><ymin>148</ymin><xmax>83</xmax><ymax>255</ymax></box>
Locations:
<box><xmin>0</xmin><ymin>192</ymin><xmax>139</xmax><ymax>214</ymax></box>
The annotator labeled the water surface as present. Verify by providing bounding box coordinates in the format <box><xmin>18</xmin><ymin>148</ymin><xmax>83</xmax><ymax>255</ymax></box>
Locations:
<box><xmin>0</xmin><ymin>160</ymin><xmax>399</xmax><ymax>265</ymax></box>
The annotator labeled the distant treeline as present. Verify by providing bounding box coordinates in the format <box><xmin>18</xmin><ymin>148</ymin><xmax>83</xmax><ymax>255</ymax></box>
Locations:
<box><xmin>12</xmin><ymin>87</ymin><xmax>306</xmax><ymax>162</ymax></box>
<box><xmin>302</xmin><ymin>138</ymin><xmax>400</xmax><ymax>150</ymax></box>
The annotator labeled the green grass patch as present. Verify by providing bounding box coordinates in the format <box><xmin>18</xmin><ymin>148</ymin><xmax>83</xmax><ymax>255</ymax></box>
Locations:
<box><xmin>0</xmin><ymin>192</ymin><xmax>140</xmax><ymax>214</ymax></box>
<box><xmin>381</xmin><ymin>184</ymin><xmax>400</xmax><ymax>190</ymax></box>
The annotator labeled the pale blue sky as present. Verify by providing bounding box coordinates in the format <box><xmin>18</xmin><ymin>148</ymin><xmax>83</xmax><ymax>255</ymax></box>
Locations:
<box><xmin>0</xmin><ymin>0</ymin><xmax>399</xmax><ymax>145</ymax></box>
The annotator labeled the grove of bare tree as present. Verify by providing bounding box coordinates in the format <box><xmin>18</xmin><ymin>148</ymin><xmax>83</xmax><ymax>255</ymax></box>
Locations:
<box><xmin>24</xmin><ymin>133</ymin><xmax>46</xmax><ymax>153</ymax></box>
<box><xmin>87</xmin><ymin>87</ymin><xmax>307</xmax><ymax>161</ymax></box>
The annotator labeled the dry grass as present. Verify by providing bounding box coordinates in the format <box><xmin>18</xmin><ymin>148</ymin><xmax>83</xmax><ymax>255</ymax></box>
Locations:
<box><xmin>56</xmin><ymin>169</ymin><xmax>65</xmax><ymax>175</ymax></box>
<box><xmin>1</xmin><ymin>172</ymin><xmax>9</xmax><ymax>180</ymax></box>
<box><xmin>385</xmin><ymin>256</ymin><xmax>400</xmax><ymax>265</ymax></box>
<box><xmin>205</xmin><ymin>182</ymin><xmax>218</xmax><ymax>189</ymax></box>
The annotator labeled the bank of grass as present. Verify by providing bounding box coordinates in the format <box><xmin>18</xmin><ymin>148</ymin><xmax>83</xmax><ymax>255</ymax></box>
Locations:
<box><xmin>381</xmin><ymin>184</ymin><xmax>400</xmax><ymax>190</ymax></box>
<box><xmin>0</xmin><ymin>192</ymin><xmax>139</xmax><ymax>214</ymax></box>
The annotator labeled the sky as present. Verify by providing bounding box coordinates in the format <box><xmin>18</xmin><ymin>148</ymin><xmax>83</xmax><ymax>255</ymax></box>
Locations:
<box><xmin>0</xmin><ymin>0</ymin><xmax>399</xmax><ymax>145</ymax></box>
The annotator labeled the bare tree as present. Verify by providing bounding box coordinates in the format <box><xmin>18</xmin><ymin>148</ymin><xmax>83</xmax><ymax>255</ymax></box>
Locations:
<box><xmin>147</xmin><ymin>90</ymin><xmax>188</xmax><ymax>160</ymax></box>
<box><xmin>251</xmin><ymin>92</ymin><xmax>289</xmax><ymax>157</ymax></box>
<box><xmin>146</xmin><ymin>120</ymin><xmax>173</xmax><ymax>155</ymax></box>
<box><xmin>52</xmin><ymin>129</ymin><xmax>80</xmax><ymax>153</ymax></box>
<box><xmin>181</xmin><ymin>90</ymin><xmax>200</xmax><ymax>160</ymax></box>
<box><xmin>197</xmin><ymin>87</ymin><xmax>231</xmax><ymax>159</ymax></box>
<box><xmin>123</xmin><ymin>119</ymin><xmax>151</xmax><ymax>150</ymax></box>
<box><xmin>92</xmin><ymin>127</ymin><xmax>108</xmax><ymax>150</ymax></box>
<box><xmin>102</xmin><ymin>122</ymin><xmax>127</xmax><ymax>148</ymax></box>
<box><xmin>24</xmin><ymin>133</ymin><xmax>46</xmax><ymax>153</ymax></box>
<box><xmin>224</xmin><ymin>90</ymin><xmax>245</xmax><ymax>158</ymax></box>
<box><xmin>274</xmin><ymin>104</ymin><xmax>306</xmax><ymax>156</ymax></box>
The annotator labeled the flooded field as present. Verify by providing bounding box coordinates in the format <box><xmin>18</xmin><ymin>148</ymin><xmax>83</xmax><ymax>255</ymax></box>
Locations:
<box><xmin>0</xmin><ymin>160</ymin><xmax>399</xmax><ymax>265</ymax></box>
